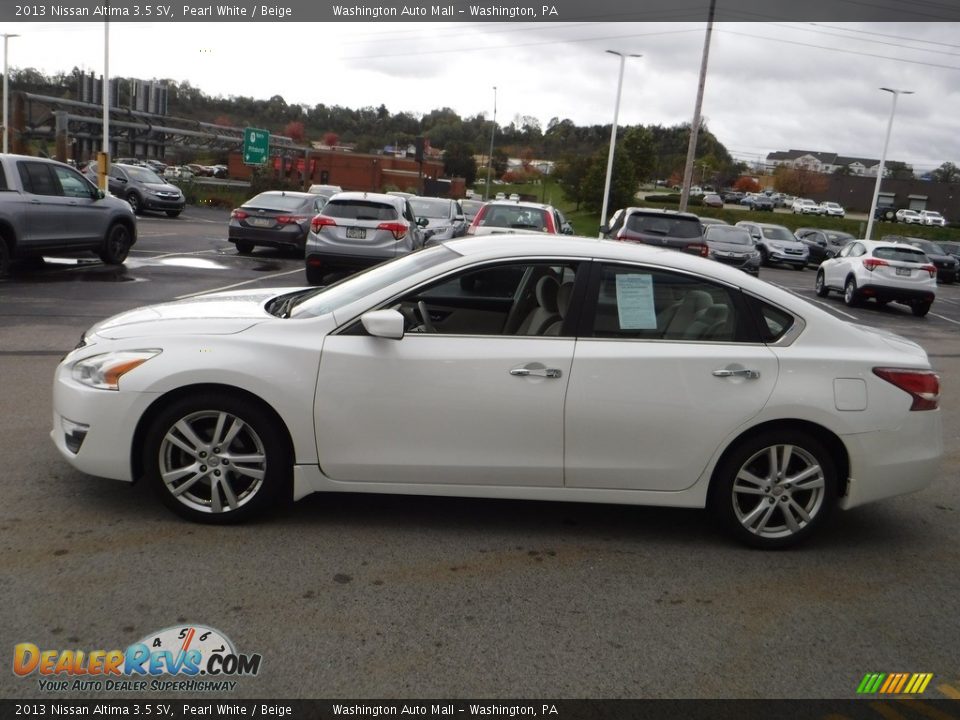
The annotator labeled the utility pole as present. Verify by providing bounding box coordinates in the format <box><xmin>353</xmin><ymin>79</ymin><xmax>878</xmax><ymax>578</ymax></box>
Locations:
<box><xmin>679</xmin><ymin>0</ymin><xmax>715</xmax><ymax>213</ymax></box>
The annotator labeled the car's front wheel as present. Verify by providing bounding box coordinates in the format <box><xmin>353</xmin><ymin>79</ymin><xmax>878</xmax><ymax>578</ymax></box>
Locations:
<box><xmin>710</xmin><ymin>430</ymin><xmax>837</xmax><ymax>549</ymax></box>
<box><xmin>165</xmin><ymin>210</ymin><xmax>182</xmax><ymax>218</ymax></box>
<box><xmin>99</xmin><ymin>223</ymin><xmax>132</xmax><ymax>265</ymax></box>
<box><xmin>144</xmin><ymin>393</ymin><xmax>290</xmax><ymax>524</ymax></box>
<box><xmin>126</xmin><ymin>193</ymin><xmax>142</xmax><ymax>215</ymax></box>
<box><xmin>815</xmin><ymin>271</ymin><xmax>829</xmax><ymax>297</ymax></box>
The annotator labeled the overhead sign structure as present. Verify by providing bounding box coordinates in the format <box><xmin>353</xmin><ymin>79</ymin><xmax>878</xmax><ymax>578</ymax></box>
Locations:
<box><xmin>242</xmin><ymin>127</ymin><xmax>270</xmax><ymax>165</ymax></box>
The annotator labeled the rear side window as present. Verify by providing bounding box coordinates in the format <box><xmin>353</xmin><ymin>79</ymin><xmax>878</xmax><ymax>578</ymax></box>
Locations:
<box><xmin>18</xmin><ymin>161</ymin><xmax>60</xmax><ymax>196</ymax></box>
<box><xmin>874</xmin><ymin>247</ymin><xmax>928</xmax><ymax>263</ymax></box>
<box><xmin>324</xmin><ymin>200</ymin><xmax>398</xmax><ymax>221</ymax></box>
<box><xmin>625</xmin><ymin>213</ymin><xmax>701</xmax><ymax>239</ymax></box>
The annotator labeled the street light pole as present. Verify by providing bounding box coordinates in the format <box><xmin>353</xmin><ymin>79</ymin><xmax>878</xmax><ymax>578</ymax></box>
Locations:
<box><xmin>484</xmin><ymin>86</ymin><xmax>497</xmax><ymax>201</ymax></box>
<box><xmin>864</xmin><ymin>87</ymin><xmax>913</xmax><ymax>241</ymax></box>
<box><xmin>599</xmin><ymin>50</ymin><xmax>640</xmax><ymax>238</ymax></box>
<box><xmin>98</xmin><ymin>21</ymin><xmax>111</xmax><ymax>191</ymax></box>
<box><xmin>2</xmin><ymin>33</ymin><xmax>19</xmax><ymax>155</ymax></box>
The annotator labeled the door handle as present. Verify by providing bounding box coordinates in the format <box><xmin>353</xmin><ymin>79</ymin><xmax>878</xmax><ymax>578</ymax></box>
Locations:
<box><xmin>510</xmin><ymin>366</ymin><xmax>562</xmax><ymax>379</ymax></box>
<box><xmin>712</xmin><ymin>368</ymin><xmax>760</xmax><ymax>379</ymax></box>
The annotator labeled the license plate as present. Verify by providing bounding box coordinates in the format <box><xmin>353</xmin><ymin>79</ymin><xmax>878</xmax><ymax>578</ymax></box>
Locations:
<box><xmin>896</xmin><ymin>267</ymin><xmax>911</xmax><ymax>276</ymax></box>
<box><xmin>248</xmin><ymin>218</ymin><xmax>273</xmax><ymax>228</ymax></box>
<box><xmin>346</xmin><ymin>227</ymin><xmax>367</xmax><ymax>240</ymax></box>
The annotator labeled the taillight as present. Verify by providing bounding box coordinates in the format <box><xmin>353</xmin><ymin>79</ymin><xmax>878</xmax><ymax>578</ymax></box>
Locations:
<box><xmin>377</xmin><ymin>221</ymin><xmax>408</xmax><ymax>241</ymax></box>
<box><xmin>310</xmin><ymin>215</ymin><xmax>337</xmax><ymax>234</ymax></box>
<box><xmin>276</xmin><ymin>215</ymin><xmax>308</xmax><ymax>225</ymax></box>
<box><xmin>863</xmin><ymin>258</ymin><xmax>889</xmax><ymax>271</ymax></box>
<box><xmin>921</xmin><ymin>264</ymin><xmax>937</xmax><ymax>278</ymax></box>
<box><xmin>231</xmin><ymin>209</ymin><xmax>248</xmax><ymax>220</ymax></box>
<box><xmin>685</xmin><ymin>243</ymin><xmax>709</xmax><ymax>258</ymax></box>
<box><xmin>873</xmin><ymin>368</ymin><xmax>940</xmax><ymax>411</ymax></box>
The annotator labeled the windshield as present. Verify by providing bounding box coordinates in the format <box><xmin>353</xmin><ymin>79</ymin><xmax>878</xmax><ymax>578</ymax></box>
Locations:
<box><xmin>290</xmin><ymin>246</ymin><xmax>459</xmax><ymax>318</ymax></box>
<box><xmin>626</xmin><ymin>214</ymin><xmax>702</xmax><ymax>239</ymax></box>
<box><xmin>126</xmin><ymin>166</ymin><xmax>166</xmax><ymax>184</ymax></box>
<box><xmin>761</xmin><ymin>226</ymin><xmax>795</xmax><ymax>242</ymax></box>
<box><xmin>906</xmin><ymin>240</ymin><xmax>944</xmax><ymax>254</ymax></box>
<box><xmin>705</xmin><ymin>227</ymin><xmax>752</xmax><ymax>245</ymax></box>
<box><xmin>409</xmin><ymin>198</ymin><xmax>452</xmax><ymax>219</ymax></box>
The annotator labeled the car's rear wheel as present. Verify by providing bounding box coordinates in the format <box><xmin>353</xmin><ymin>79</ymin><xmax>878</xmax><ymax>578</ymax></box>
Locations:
<box><xmin>792</xmin><ymin>264</ymin><xmax>804</xmax><ymax>271</ymax></box>
<box><xmin>305</xmin><ymin>264</ymin><xmax>325</xmax><ymax>285</ymax></box>
<box><xmin>144</xmin><ymin>393</ymin><xmax>289</xmax><ymax>524</ymax></box>
<box><xmin>815</xmin><ymin>271</ymin><xmax>829</xmax><ymax>297</ymax></box>
<box><xmin>98</xmin><ymin>223</ymin><xmax>132</xmax><ymax>265</ymax></box>
<box><xmin>843</xmin><ymin>277</ymin><xmax>861</xmax><ymax>307</ymax></box>
<box><xmin>0</xmin><ymin>239</ymin><xmax>10</xmax><ymax>278</ymax></box>
<box><xmin>710</xmin><ymin>430</ymin><xmax>837</xmax><ymax>549</ymax></box>
<box><xmin>234</xmin><ymin>240</ymin><xmax>254</xmax><ymax>255</ymax></box>
<box><xmin>912</xmin><ymin>301</ymin><xmax>932</xmax><ymax>317</ymax></box>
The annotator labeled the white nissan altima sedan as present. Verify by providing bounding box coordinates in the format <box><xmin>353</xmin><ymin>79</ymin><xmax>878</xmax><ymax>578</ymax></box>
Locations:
<box><xmin>51</xmin><ymin>236</ymin><xmax>943</xmax><ymax>549</ymax></box>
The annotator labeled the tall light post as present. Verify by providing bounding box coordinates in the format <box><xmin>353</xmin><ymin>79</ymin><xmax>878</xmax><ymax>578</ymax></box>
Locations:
<box><xmin>484</xmin><ymin>86</ymin><xmax>497</xmax><ymax>201</ymax></box>
<box><xmin>2</xmin><ymin>33</ymin><xmax>19</xmax><ymax>155</ymax></box>
<box><xmin>599</xmin><ymin>50</ymin><xmax>640</xmax><ymax>238</ymax></box>
<box><xmin>864</xmin><ymin>87</ymin><xmax>913</xmax><ymax>240</ymax></box>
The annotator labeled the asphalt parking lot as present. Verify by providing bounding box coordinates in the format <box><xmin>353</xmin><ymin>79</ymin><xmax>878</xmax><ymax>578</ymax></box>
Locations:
<box><xmin>1</xmin><ymin>207</ymin><xmax>959</xmax><ymax>701</ymax></box>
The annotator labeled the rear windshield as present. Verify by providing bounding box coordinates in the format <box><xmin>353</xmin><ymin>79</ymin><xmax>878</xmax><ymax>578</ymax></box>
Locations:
<box><xmin>323</xmin><ymin>200</ymin><xmax>398</xmax><ymax>221</ymax></box>
<box><xmin>904</xmin><ymin>240</ymin><xmax>944</xmax><ymax>255</ymax></box>
<box><xmin>873</xmin><ymin>246</ymin><xmax>928</xmax><ymax>263</ymax></box>
<box><xmin>244</xmin><ymin>193</ymin><xmax>309</xmax><ymax>211</ymax></box>
<box><xmin>625</xmin><ymin>214</ymin><xmax>702</xmax><ymax>239</ymax></box>
<box><xmin>479</xmin><ymin>205</ymin><xmax>550</xmax><ymax>231</ymax></box>
<box><xmin>409</xmin><ymin>198</ymin><xmax>451</xmax><ymax>218</ymax></box>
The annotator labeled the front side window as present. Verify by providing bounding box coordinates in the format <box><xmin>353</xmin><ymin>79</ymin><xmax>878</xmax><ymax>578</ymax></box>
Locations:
<box><xmin>53</xmin><ymin>166</ymin><xmax>94</xmax><ymax>199</ymax></box>
<box><xmin>586</xmin><ymin>265</ymin><xmax>741</xmax><ymax>342</ymax></box>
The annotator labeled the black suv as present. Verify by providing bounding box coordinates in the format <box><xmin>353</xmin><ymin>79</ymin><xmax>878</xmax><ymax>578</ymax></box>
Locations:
<box><xmin>601</xmin><ymin>207</ymin><xmax>706</xmax><ymax>256</ymax></box>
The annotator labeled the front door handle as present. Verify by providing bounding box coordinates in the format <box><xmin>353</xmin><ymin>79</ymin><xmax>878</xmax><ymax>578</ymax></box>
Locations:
<box><xmin>712</xmin><ymin>368</ymin><xmax>760</xmax><ymax>379</ymax></box>
<box><xmin>511</xmin><ymin>365</ymin><xmax>562</xmax><ymax>379</ymax></box>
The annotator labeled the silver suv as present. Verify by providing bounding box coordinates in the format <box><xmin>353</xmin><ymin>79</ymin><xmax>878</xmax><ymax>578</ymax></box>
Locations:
<box><xmin>735</xmin><ymin>221</ymin><xmax>809</xmax><ymax>270</ymax></box>
<box><xmin>304</xmin><ymin>191</ymin><xmax>427</xmax><ymax>284</ymax></box>
<box><xmin>86</xmin><ymin>163</ymin><xmax>185</xmax><ymax>217</ymax></box>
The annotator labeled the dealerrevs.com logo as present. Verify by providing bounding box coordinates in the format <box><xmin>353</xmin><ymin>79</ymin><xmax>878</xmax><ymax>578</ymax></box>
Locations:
<box><xmin>13</xmin><ymin>624</ymin><xmax>262</xmax><ymax>692</ymax></box>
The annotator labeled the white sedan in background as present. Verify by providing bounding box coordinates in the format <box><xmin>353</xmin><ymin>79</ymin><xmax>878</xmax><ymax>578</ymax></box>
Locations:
<box><xmin>818</xmin><ymin>201</ymin><xmax>845</xmax><ymax>217</ymax></box>
<box><xmin>51</xmin><ymin>236</ymin><xmax>942</xmax><ymax>549</ymax></box>
<box><xmin>895</xmin><ymin>209</ymin><xmax>922</xmax><ymax>224</ymax></box>
<box><xmin>920</xmin><ymin>210</ymin><xmax>947</xmax><ymax>227</ymax></box>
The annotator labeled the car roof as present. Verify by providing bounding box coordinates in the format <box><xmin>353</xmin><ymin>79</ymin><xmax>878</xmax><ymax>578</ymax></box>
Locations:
<box><xmin>252</xmin><ymin>190</ymin><xmax>314</xmax><ymax>199</ymax></box>
<box><xmin>482</xmin><ymin>199</ymin><xmax>557</xmax><ymax>211</ymax></box>
<box><xmin>328</xmin><ymin>191</ymin><xmax>406</xmax><ymax>207</ymax></box>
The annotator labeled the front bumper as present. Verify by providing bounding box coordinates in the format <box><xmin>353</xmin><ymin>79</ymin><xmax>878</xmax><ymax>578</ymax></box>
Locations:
<box><xmin>143</xmin><ymin>195</ymin><xmax>185</xmax><ymax>212</ymax></box>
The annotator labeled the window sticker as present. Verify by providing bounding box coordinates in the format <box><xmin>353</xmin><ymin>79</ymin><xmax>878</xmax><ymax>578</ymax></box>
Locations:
<box><xmin>615</xmin><ymin>274</ymin><xmax>657</xmax><ymax>330</ymax></box>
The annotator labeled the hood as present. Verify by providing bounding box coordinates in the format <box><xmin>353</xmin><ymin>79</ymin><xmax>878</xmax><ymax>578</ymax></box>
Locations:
<box><xmin>88</xmin><ymin>288</ymin><xmax>293</xmax><ymax>340</ymax></box>
<box><xmin>144</xmin><ymin>182</ymin><xmax>182</xmax><ymax>193</ymax></box>
<box><xmin>707</xmin><ymin>240</ymin><xmax>755</xmax><ymax>254</ymax></box>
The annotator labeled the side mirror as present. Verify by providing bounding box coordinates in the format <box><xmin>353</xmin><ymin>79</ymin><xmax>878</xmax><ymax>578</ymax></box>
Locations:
<box><xmin>360</xmin><ymin>309</ymin><xmax>405</xmax><ymax>339</ymax></box>
<box><xmin>599</xmin><ymin>224</ymin><xmax>611</xmax><ymax>235</ymax></box>
<box><xmin>417</xmin><ymin>217</ymin><xmax>429</xmax><ymax>227</ymax></box>
<box><xmin>562</xmin><ymin>224</ymin><xmax>574</xmax><ymax>235</ymax></box>
<box><xmin>95</xmin><ymin>188</ymin><xmax>106</xmax><ymax>200</ymax></box>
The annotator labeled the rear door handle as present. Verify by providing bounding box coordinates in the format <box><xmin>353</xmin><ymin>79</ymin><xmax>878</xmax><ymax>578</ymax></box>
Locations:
<box><xmin>713</xmin><ymin>368</ymin><xmax>760</xmax><ymax>379</ymax></box>
<box><xmin>511</xmin><ymin>365</ymin><xmax>562</xmax><ymax>379</ymax></box>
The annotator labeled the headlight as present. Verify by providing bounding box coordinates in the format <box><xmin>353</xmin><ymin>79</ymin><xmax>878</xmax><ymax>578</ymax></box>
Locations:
<box><xmin>71</xmin><ymin>350</ymin><xmax>161</xmax><ymax>390</ymax></box>
<box><xmin>768</xmin><ymin>242</ymin><xmax>784</xmax><ymax>251</ymax></box>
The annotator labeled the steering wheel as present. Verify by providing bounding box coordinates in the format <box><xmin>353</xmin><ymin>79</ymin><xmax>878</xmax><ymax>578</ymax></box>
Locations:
<box><xmin>417</xmin><ymin>301</ymin><xmax>436</xmax><ymax>333</ymax></box>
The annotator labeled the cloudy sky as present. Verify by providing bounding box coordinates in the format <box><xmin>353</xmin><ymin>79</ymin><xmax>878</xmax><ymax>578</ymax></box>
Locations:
<box><xmin>7</xmin><ymin>20</ymin><xmax>960</xmax><ymax>172</ymax></box>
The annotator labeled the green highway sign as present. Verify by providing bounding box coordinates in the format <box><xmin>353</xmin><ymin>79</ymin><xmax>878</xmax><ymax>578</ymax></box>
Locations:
<box><xmin>242</xmin><ymin>127</ymin><xmax>270</xmax><ymax>165</ymax></box>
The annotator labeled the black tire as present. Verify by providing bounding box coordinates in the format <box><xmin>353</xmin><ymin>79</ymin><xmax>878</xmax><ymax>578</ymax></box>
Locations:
<box><xmin>126</xmin><ymin>192</ymin><xmax>142</xmax><ymax>215</ymax></box>
<box><xmin>165</xmin><ymin>210</ymin><xmax>182</xmax><ymax>218</ymax></box>
<box><xmin>884</xmin><ymin>209</ymin><xmax>895</xmax><ymax>222</ymax></box>
<box><xmin>759</xmin><ymin>247</ymin><xmax>770</xmax><ymax>267</ymax></box>
<box><xmin>0</xmin><ymin>239</ymin><xmax>10</xmax><ymax>278</ymax></box>
<box><xmin>234</xmin><ymin>240</ymin><xmax>255</xmax><ymax>255</ymax></box>
<box><xmin>912</xmin><ymin>301</ymin><xmax>931</xmax><ymax>318</ymax></box>
<box><xmin>98</xmin><ymin>223</ymin><xmax>132</xmax><ymax>265</ymax></box>
<box><xmin>792</xmin><ymin>264</ymin><xmax>805</xmax><ymax>271</ymax></box>
<box><xmin>709</xmin><ymin>430</ymin><xmax>837</xmax><ymax>549</ymax></box>
<box><xmin>814</xmin><ymin>271</ymin><xmax>829</xmax><ymax>297</ymax></box>
<box><xmin>305</xmin><ymin>264</ymin><xmax>325</xmax><ymax>286</ymax></box>
<box><xmin>143</xmin><ymin>393</ymin><xmax>290</xmax><ymax>524</ymax></box>
<box><xmin>843</xmin><ymin>277</ymin><xmax>861</xmax><ymax>307</ymax></box>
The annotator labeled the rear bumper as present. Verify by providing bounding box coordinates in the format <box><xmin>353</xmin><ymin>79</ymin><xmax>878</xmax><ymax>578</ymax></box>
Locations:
<box><xmin>229</xmin><ymin>226</ymin><xmax>308</xmax><ymax>251</ymax></box>
<box><xmin>857</xmin><ymin>282</ymin><xmax>935</xmax><ymax>303</ymax></box>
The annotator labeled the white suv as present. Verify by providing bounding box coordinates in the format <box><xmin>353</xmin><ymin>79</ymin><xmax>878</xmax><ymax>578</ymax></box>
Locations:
<box><xmin>815</xmin><ymin>239</ymin><xmax>936</xmax><ymax>317</ymax></box>
<box><xmin>819</xmin><ymin>201</ymin><xmax>845</xmax><ymax>217</ymax></box>
<box><xmin>895</xmin><ymin>209</ymin><xmax>921</xmax><ymax>224</ymax></box>
<box><xmin>919</xmin><ymin>210</ymin><xmax>946</xmax><ymax>226</ymax></box>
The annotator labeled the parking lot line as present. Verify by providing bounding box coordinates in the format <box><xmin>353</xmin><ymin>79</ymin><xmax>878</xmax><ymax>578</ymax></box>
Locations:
<box><xmin>174</xmin><ymin>268</ymin><xmax>305</xmax><ymax>299</ymax></box>
<box><xmin>130</xmin><ymin>249</ymin><xmax>220</xmax><ymax>258</ymax></box>
<box><xmin>929</xmin><ymin>313</ymin><xmax>960</xmax><ymax>326</ymax></box>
